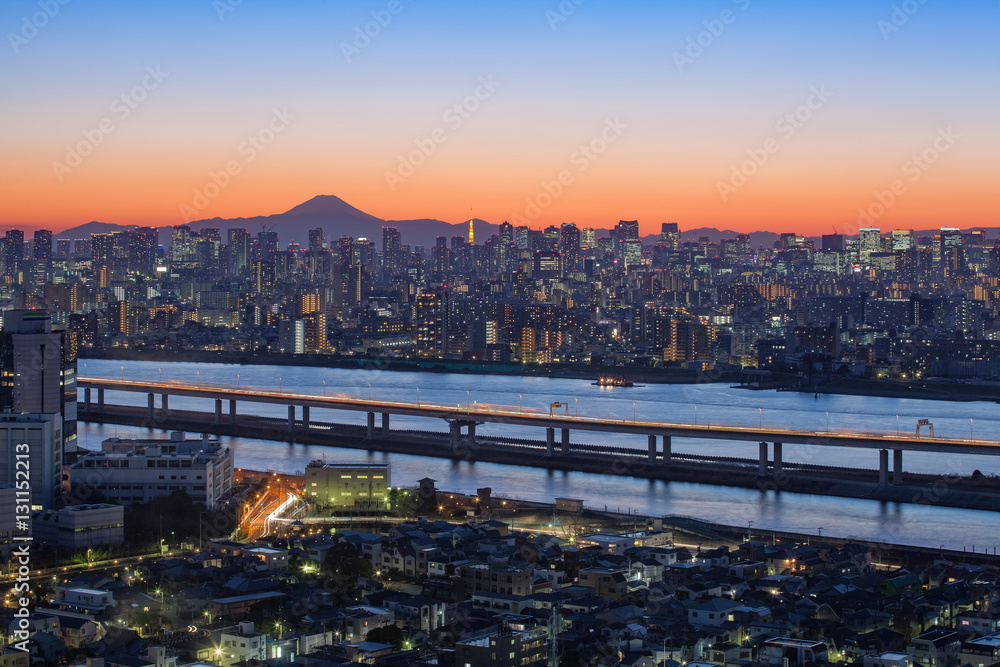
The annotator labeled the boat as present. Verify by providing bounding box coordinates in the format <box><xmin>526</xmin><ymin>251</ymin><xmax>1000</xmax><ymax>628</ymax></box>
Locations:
<box><xmin>593</xmin><ymin>375</ymin><xmax>643</xmax><ymax>388</ymax></box>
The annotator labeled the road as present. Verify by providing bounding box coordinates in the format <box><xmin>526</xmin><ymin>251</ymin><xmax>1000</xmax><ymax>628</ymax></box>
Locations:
<box><xmin>79</xmin><ymin>377</ymin><xmax>1000</xmax><ymax>455</ymax></box>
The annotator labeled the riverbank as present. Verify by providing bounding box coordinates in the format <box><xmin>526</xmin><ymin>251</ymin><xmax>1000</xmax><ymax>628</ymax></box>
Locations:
<box><xmin>782</xmin><ymin>377</ymin><xmax>1000</xmax><ymax>402</ymax></box>
<box><xmin>79</xmin><ymin>348</ymin><xmax>739</xmax><ymax>385</ymax></box>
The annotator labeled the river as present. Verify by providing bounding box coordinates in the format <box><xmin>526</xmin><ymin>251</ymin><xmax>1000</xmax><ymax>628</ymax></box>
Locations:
<box><xmin>77</xmin><ymin>359</ymin><xmax>1000</xmax><ymax>551</ymax></box>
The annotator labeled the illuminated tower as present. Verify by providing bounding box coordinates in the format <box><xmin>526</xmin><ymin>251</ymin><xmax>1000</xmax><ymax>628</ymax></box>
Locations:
<box><xmin>468</xmin><ymin>209</ymin><xmax>474</xmax><ymax>246</ymax></box>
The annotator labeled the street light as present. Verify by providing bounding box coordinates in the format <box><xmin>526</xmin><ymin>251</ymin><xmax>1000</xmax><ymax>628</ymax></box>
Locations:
<box><xmin>633</xmin><ymin>401</ymin><xmax>636</xmax><ymax>422</ymax></box>
<box><xmin>825</xmin><ymin>411</ymin><xmax>829</xmax><ymax>431</ymax></box>
<box><xmin>896</xmin><ymin>414</ymin><xmax>899</xmax><ymax>435</ymax></box>
<box><xmin>695</xmin><ymin>404</ymin><xmax>698</xmax><ymax>425</ymax></box>
<box><xmin>236</xmin><ymin>373</ymin><xmax>240</xmax><ymax>389</ymax></box>
<box><xmin>575</xmin><ymin>397</ymin><xmax>578</xmax><ymax>416</ymax></box>
<box><xmin>519</xmin><ymin>394</ymin><xmax>522</xmax><ymax>413</ymax></box>
<box><xmin>971</xmin><ymin>418</ymin><xmax>974</xmax><ymax>438</ymax></box>
<box><xmin>158</xmin><ymin>368</ymin><xmax>162</xmax><ymax>382</ymax></box>
<box><xmin>416</xmin><ymin>386</ymin><xmax>420</xmax><ymax>406</ymax></box>
<box><xmin>322</xmin><ymin>379</ymin><xmax>326</xmax><ymax>395</ymax></box>
<box><xmin>758</xmin><ymin>407</ymin><xmax>762</xmax><ymax>429</ymax></box>
<box><xmin>467</xmin><ymin>390</ymin><xmax>470</xmax><ymax>410</ymax></box>
<box><xmin>120</xmin><ymin>365</ymin><xmax>124</xmax><ymax>380</ymax></box>
<box><xmin>279</xmin><ymin>377</ymin><xmax>282</xmax><ymax>393</ymax></box>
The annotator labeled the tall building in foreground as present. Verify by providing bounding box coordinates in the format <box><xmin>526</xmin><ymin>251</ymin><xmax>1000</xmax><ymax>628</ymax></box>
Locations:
<box><xmin>0</xmin><ymin>310</ymin><xmax>78</xmax><ymax>454</ymax></box>
<box><xmin>0</xmin><ymin>413</ymin><xmax>63</xmax><ymax>510</ymax></box>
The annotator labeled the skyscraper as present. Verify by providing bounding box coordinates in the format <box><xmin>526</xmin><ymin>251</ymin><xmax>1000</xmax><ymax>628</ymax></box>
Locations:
<box><xmin>0</xmin><ymin>310</ymin><xmax>77</xmax><ymax>455</ymax></box>
<box><xmin>308</xmin><ymin>228</ymin><xmax>325</xmax><ymax>252</ymax></box>
<box><xmin>382</xmin><ymin>226</ymin><xmax>402</xmax><ymax>277</ymax></box>
<box><xmin>32</xmin><ymin>229</ymin><xmax>52</xmax><ymax>262</ymax></box>
<box><xmin>227</xmin><ymin>228</ymin><xmax>249</xmax><ymax>274</ymax></box>
<box><xmin>130</xmin><ymin>227</ymin><xmax>158</xmax><ymax>275</ymax></box>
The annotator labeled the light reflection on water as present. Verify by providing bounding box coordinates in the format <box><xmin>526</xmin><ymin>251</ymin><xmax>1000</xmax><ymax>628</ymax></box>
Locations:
<box><xmin>78</xmin><ymin>359</ymin><xmax>1000</xmax><ymax>550</ymax></box>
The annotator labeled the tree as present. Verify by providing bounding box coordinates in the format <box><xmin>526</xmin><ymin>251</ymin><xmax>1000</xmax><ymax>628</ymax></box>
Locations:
<box><xmin>365</xmin><ymin>625</ymin><xmax>405</xmax><ymax>650</ymax></box>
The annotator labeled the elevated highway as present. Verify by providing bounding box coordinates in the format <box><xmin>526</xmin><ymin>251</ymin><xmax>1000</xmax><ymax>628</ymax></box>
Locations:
<box><xmin>78</xmin><ymin>377</ymin><xmax>1000</xmax><ymax>484</ymax></box>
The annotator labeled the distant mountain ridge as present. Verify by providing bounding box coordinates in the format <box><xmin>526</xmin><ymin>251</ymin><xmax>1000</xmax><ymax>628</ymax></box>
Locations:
<box><xmin>43</xmin><ymin>194</ymin><xmax>1000</xmax><ymax>250</ymax></box>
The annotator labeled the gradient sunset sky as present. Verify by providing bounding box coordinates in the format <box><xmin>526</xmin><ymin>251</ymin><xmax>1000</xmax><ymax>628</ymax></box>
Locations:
<box><xmin>2</xmin><ymin>0</ymin><xmax>997</xmax><ymax>236</ymax></box>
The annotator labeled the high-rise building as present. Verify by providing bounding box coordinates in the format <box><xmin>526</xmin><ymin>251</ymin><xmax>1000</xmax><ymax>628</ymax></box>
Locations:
<box><xmin>107</xmin><ymin>301</ymin><xmax>133</xmax><ymax>336</ymax></box>
<box><xmin>308</xmin><ymin>228</ymin><xmax>325</xmax><ymax>252</ymax></box>
<box><xmin>560</xmin><ymin>223</ymin><xmax>582</xmax><ymax>273</ymax></box>
<box><xmin>0</xmin><ymin>413</ymin><xmax>62</xmax><ymax>509</ymax></box>
<box><xmin>859</xmin><ymin>227</ymin><xmax>881</xmax><ymax>263</ymax></box>
<box><xmin>0</xmin><ymin>310</ymin><xmax>77</xmax><ymax>455</ymax></box>
<box><xmin>660</xmin><ymin>223</ymin><xmax>679</xmax><ymax>249</ymax></box>
<box><xmin>278</xmin><ymin>319</ymin><xmax>305</xmax><ymax>354</ymax></box>
<box><xmin>171</xmin><ymin>225</ymin><xmax>196</xmax><ymax>265</ymax></box>
<box><xmin>32</xmin><ymin>229</ymin><xmax>52</xmax><ymax>262</ymax></box>
<box><xmin>130</xmin><ymin>227</ymin><xmax>158</xmax><ymax>274</ymax></box>
<box><xmin>434</xmin><ymin>236</ymin><xmax>449</xmax><ymax>276</ymax></box>
<box><xmin>415</xmin><ymin>288</ymin><xmax>449</xmax><ymax>358</ymax></box>
<box><xmin>822</xmin><ymin>234</ymin><xmax>846</xmax><ymax>252</ymax></box>
<box><xmin>891</xmin><ymin>229</ymin><xmax>915</xmax><ymax>251</ymax></box>
<box><xmin>2</xmin><ymin>230</ymin><xmax>25</xmax><ymax>281</ymax></box>
<box><xmin>56</xmin><ymin>239</ymin><xmax>71</xmax><ymax>259</ymax></box>
<box><xmin>257</xmin><ymin>229</ymin><xmax>279</xmax><ymax>257</ymax></box>
<box><xmin>227</xmin><ymin>228</ymin><xmax>249</xmax><ymax>274</ymax></box>
<box><xmin>382</xmin><ymin>226</ymin><xmax>402</xmax><ymax>277</ymax></box>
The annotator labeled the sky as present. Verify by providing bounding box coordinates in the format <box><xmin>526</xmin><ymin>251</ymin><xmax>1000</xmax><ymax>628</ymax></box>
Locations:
<box><xmin>1</xmin><ymin>0</ymin><xmax>998</xmax><ymax>236</ymax></box>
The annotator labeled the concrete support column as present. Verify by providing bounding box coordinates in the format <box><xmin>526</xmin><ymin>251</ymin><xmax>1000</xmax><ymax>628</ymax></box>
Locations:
<box><xmin>758</xmin><ymin>442</ymin><xmax>768</xmax><ymax>476</ymax></box>
<box><xmin>546</xmin><ymin>427</ymin><xmax>555</xmax><ymax>456</ymax></box>
<box><xmin>288</xmin><ymin>405</ymin><xmax>295</xmax><ymax>431</ymax></box>
<box><xmin>450</xmin><ymin>422</ymin><xmax>460</xmax><ymax>449</ymax></box>
<box><xmin>381</xmin><ymin>412</ymin><xmax>390</xmax><ymax>434</ymax></box>
<box><xmin>561</xmin><ymin>428</ymin><xmax>570</xmax><ymax>454</ymax></box>
<box><xmin>302</xmin><ymin>406</ymin><xmax>310</xmax><ymax>429</ymax></box>
<box><xmin>85</xmin><ymin>387</ymin><xmax>92</xmax><ymax>411</ymax></box>
<box><xmin>148</xmin><ymin>393</ymin><xmax>155</xmax><ymax>418</ymax></box>
<box><xmin>773</xmin><ymin>442</ymin><xmax>783</xmax><ymax>475</ymax></box>
<box><xmin>648</xmin><ymin>435</ymin><xmax>657</xmax><ymax>463</ymax></box>
<box><xmin>214</xmin><ymin>399</ymin><xmax>222</xmax><ymax>424</ymax></box>
<box><xmin>367</xmin><ymin>412</ymin><xmax>375</xmax><ymax>439</ymax></box>
<box><xmin>663</xmin><ymin>436</ymin><xmax>672</xmax><ymax>462</ymax></box>
<box><xmin>229</xmin><ymin>399</ymin><xmax>237</xmax><ymax>424</ymax></box>
<box><xmin>159</xmin><ymin>393</ymin><xmax>167</xmax><ymax>415</ymax></box>
<box><xmin>893</xmin><ymin>449</ymin><xmax>903</xmax><ymax>485</ymax></box>
<box><xmin>98</xmin><ymin>388</ymin><xmax>105</xmax><ymax>411</ymax></box>
<box><xmin>467</xmin><ymin>423</ymin><xmax>476</xmax><ymax>445</ymax></box>
<box><xmin>879</xmin><ymin>449</ymin><xmax>889</xmax><ymax>485</ymax></box>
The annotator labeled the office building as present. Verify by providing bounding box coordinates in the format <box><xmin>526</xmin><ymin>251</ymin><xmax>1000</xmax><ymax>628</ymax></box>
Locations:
<box><xmin>0</xmin><ymin>310</ymin><xmax>77</xmax><ymax>453</ymax></box>
<box><xmin>305</xmin><ymin>461</ymin><xmax>390</xmax><ymax>510</ymax></box>
<box><xmin>0</xmin><ymin>413</ymin><xmax>63</xmax><ymax>509</ymax></box>
<box><xmin>32</xmin><ymin>503</ymin><xmax>125</xmax><ymax>548</ymax></box>
<box><xmin>70</xmin><ymin>433</ymin><xmax>234</xmax><ymax>509</ymax></box>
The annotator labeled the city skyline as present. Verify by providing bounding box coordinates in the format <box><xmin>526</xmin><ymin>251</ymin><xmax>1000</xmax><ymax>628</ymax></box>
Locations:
<box><xmin>2</xmin><ymin>1</ymin><xmax>998</xmax><ymax>235</ymax></box>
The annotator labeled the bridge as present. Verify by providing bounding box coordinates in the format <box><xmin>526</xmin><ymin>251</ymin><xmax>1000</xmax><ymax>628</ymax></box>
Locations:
<box><xmin>77</xmin><ymin>378</ymin><xmax>1000</xmax><ymax>486</ymax></box>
